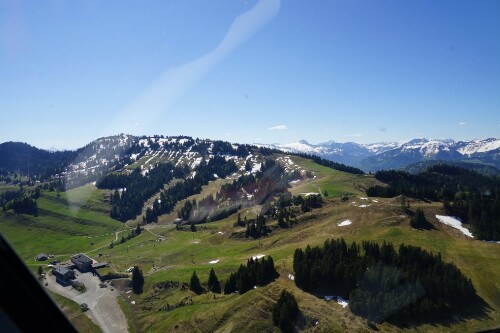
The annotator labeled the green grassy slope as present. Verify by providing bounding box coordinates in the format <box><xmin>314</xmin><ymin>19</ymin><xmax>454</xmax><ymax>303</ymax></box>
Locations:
<box><xmin>0</xmin><ymin>184</ymin><xmax>125</xmax><ymax>267</ymax></box>
<box><xmin>99</xmin><ymin>158</ymin><xmax>500</xmax><ymax>332</ymax></box>
<box><xmin>1</xmin><ymin>158</ymin><xmax>499</xmax><ymax>332</ymax></box>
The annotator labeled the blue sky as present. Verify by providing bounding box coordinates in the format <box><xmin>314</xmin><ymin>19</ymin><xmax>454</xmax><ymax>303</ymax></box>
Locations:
<box><xmin>1</xmin><ymin>0</ymin><xmax>499</xmax><ymax>149</ymax></box>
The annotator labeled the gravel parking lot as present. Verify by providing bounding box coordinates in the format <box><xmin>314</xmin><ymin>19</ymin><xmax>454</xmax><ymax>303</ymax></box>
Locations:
<box><xmin>46</xmin><ymin>271</ymin><xmax>128</xmax><ymax>333</ymax></box>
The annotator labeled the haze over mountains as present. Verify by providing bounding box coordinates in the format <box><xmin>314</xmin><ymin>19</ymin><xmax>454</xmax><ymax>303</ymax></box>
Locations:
<box><xmin>258</xmin><ymin>138</ymin><xmax>500</xmax><ymax>171</ymax></box>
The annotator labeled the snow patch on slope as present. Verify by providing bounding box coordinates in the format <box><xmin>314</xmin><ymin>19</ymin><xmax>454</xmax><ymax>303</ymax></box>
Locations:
<box><xmin>435</xmin><ymin>215</ymin><xmax>474</xmax><ymax>238</ymax></box>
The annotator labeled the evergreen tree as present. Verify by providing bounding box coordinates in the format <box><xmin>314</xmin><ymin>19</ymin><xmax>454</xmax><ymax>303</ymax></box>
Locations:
<box><xmin>190</xmin><ymin>271</ymin><xmax>203</xmax><ymax>295</ymax></box>
<box><xmin>293</xmin><ymin>238</ymin><xmax>477</xmax><ymax>323</ymax></box>
<box><xmin>278</xmin><ymin>210</ymin><xmax>287</xmax><ymax>228</ymax></box>
<box><xmin>224</xmin><ymin>273</ymin><xmax>237</xmax><ymax>294</ymax></box>
<box><xmin>224</xmin><ymin>256</ymin><xmax>279</xmax><ymax>295</ymax></box>
<box><xmin>207</xmin><ymin>268</ymin><xmax>221</xmax><ymax>293</ymax></box>
<box><xmin>131</xmin><ymin>266</ymin><xmax>144</xmax><ymax>294</ymax></box>
<box><xmin>411</xmin><ymin>208</ymin><xmax>429</xmax><ymax>229</ymax></box>
<box><xmin>273</xmin><ymin>290</ymin><xmax>299</xmax><ymax>333</ymax></box>
<box><xmin>245</xmin><ymin>160</ymin><xmax>252</xmax><ymax>172</ymax></box>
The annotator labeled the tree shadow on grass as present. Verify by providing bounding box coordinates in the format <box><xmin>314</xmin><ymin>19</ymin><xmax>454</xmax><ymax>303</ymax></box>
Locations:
<box><xmin>357</xmin><ymin>288</ymin><xmax>493</xmax><ymax>329</ymax></box>
<box><xmin>385</xmin><ymin>295</ymin><xmax>493</xmax><ymax>331</ymax></box>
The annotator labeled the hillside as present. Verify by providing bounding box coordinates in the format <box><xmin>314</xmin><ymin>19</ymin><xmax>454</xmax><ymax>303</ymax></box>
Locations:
<box><xmin>1</xmin><ymin>135</ymin><xmax>499</xmax><ymax>333</ymax></box>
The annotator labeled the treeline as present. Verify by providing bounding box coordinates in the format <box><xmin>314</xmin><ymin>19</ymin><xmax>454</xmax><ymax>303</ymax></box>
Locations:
<box><xmin>191</xmin><ymin>139</ymin><xmax>251</xmax><ymax>157</ymax></box>
<box><xmin>293</xmin><ymin>238</ymin><xmax>476</xmax><ymax>323</ymax></box>
<box><xmin>2</xmin><ymin>185</ymin><xmax>43</xmax><ymax>216</ymax></box>
<box><xmin>444</xmin><ymin>194</ymin><xmax>500</xmax><ymax>240</ymax></box>
<box><xmin>143</xmin><ymin>156</ymin><xmax>238</xmax><ymax>223</ymax></box>
<box><xmin>367</xmin><ymin>164</ymin><xmax>500</xmax><ymax>240</ymax></box>
<box><xmin>0</xmin><ymin>142</ymin><xmax>77</xmax><ymax>180</ymax></box>
<box><xmin>1</xmin><ymin>189</ymin><xmax>23</xmax><ymax>210</ymax></box>
<box><xmin>224</xmin><ymin>256</ymin><xmax>279</xmax><ymax>294</ymax></box>
<box><xmin>270</xmin><ymin>193</ymin><xmax>323</xmax><ymax>228</ymax></box>
<box><xmin>245</xmin><ymin>214</ymin><xmax>270</xmax><ymax>239</ymax></box>
<box><xmin>99</xmin><ymin>163</ymin><xmax>184</xmax><ymax>222</ymax></box>
<box><xmin>11</xmin><ymin>197</ymin><xmax>38</xmax><ymax>216</ymax></box>
<box><xmin>293</xmin><ymin>153</ymin><xmax>365</xmax><ymax>175</ymax></box>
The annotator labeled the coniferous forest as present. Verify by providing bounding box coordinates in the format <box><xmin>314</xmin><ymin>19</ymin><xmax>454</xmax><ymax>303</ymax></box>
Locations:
<box><xmin>293</xmin><ymin>152</ymin><xmax>365</xmax><ymax>174</ymax></box>
<box><xmin>97</xmin><ymin>163</ymin><xmax>185</xmax><ymax>222</ymax></box>
<box><xmin>367</xmin><ymin>165</ymin><xmax>500</xmax><ymax>240</ymax></box>
<box><xmin>293</xmin><ymin>238</ymin><xmax>477</xmax><ymax>324</ymax></box>
<box><xmin>96</xmin><ymin>156</ymin><xmax>237</xmax><ymax>223</ymax></box>
<box><xmin>224</xmin><ymin>256</ymin><xmax>278</xmax><ymax>295</ymax></box>
<box><xmin>146</xmin><ymin>156</ymin><xmax>238</xmax><ymax>223</ymax></box>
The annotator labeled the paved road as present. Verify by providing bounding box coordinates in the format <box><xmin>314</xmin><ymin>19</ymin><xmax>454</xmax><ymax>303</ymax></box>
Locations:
<box><xmin>46</xmin><ymin>272</ymin><xmax>128</xmax><ymax>333</ymax></box>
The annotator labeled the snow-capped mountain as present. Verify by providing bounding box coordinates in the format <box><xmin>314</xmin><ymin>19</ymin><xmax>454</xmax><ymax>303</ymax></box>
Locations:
<box><xmin>257</xmin><ymin>140</ymin><xmax>398</xmax><ymax>167</ymax></box>
<box><xmin>59</xmin><ymin>135</ymin><xmax>257</xmax><ymax>188</ymax></box>
<box><xmin>456</xmin><ymin>138</ymin><xmax>500</xmax><ymax>156</ymax></box>
<box><xmin>259</xmin><ymin>138</ymin><xmax>500</xmax><ymax>172</ymax></box>
<box><xmin>2</xmin><ymin>136</ymin><xmax>499</xmax><ymax>182</ymax></box>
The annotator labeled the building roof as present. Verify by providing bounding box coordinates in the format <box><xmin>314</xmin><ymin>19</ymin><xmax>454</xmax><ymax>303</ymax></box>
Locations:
<box><xmin>91</xmin><ymin>262</ymin><xmax>109</xmax><ymax>269</ymax></box>
<box><xmin>52</xmin><ymin>267</ymin><xmax>71</xmax><ymax>277</ymax></box>
<box><xmin>36</xmin><ymin>253</ymin><xmax>48</xmax><ymax>260</ymax></box>
<box><xmin>71</xmin><ymin>253</ymin><xmax>92</xmax><ymax>265</ymax></box>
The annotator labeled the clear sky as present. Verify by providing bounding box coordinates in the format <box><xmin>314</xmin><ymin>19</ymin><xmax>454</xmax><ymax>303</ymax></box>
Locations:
<box><xmin>1</xmin><ymin>0</ymin><xmax>499</xmax><ymax>149</ymax></box>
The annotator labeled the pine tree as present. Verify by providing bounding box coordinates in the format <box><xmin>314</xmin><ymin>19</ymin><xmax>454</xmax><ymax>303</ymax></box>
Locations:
<box><xmin>245</xmin><ymin>160</ymin><xmax>252</xmax><ymax>172</ymax></box>
<box><xmin>207</xmin><ymin>268</ymin><xmax>221</xmax><ymax>293</ymax></box>
<box><xmin>224</xmin><ymin>273</ymin><xmax>237</xmax><ymax>294</ymax></box>
<box><xmin>190</xmin><ymin>271</ymin><xmax>203</xmax><ymax>295</ymax></box>
<box><xmin>411</xmin><ymin>208</ymin><xmax>428</xmax><ymax>229</ymax></box>
<box><xmin>131</xmin><ymin>266</ymin><xmax>144</xmax><ymax>294</ymax></box>
<box><xmin>273</xmin><ymin>290</ymin><xmax>299</xmax><ymax>333</ymax></box>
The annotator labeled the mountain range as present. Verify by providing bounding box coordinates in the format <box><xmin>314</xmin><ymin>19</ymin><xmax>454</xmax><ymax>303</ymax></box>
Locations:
<box><xmin>257</xmin><ymin>138</ymin><xmax>500</xmax><ymax>172</ymax></box>
<box><xmin>1</xmin><ymin>136</ymin><xmax>500</xmax><ymax>184</ymax></box>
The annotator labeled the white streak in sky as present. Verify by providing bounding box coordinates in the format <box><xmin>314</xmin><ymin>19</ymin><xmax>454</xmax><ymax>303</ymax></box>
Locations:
<box><xmin>113</xmin><ymin>0</ymin><xmax>281</xmax><ymax>133</ymax></box>
<box><xmin>66</xmin><ymin>0</ymin><xmax>280</xmax><ymax>210</ymax></box>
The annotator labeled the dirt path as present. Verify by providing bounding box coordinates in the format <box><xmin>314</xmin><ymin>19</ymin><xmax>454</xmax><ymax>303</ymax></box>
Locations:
<box><xmin>144</xmin><ymin>225</ymin><xmax>164</xmax><ymax>238</ymax></box>
<box><xmin>46</xmin><ymin>272</ymin><xmax>128</xmax><ymax>333</ymax></box>
<box><xmin>85</xmin><ymin>230</ymin><xmax>125</xmax><ymax>255</ymax></box>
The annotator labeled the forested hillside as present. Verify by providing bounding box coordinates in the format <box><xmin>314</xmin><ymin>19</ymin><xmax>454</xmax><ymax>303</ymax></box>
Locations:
<box><xmin>367</xmin><ymin>165</ymin><xmax>500</xmax><ymax>240</ymax></box>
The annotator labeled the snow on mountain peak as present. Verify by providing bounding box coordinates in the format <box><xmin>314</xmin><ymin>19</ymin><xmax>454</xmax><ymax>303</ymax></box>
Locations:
<box><xmin>457</xmin><ymin>138</ymin><xmax>500</xmax><ymax>155</ymax></box>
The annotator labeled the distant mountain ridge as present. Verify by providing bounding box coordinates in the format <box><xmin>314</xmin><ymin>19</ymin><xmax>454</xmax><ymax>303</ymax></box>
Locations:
<box><xmin>258</xmin><ymin>138</ymin><xmax>500</xmax><ymax>171</ymax></box>
<box><xmin>2</xmin><ymin>136</ymin><xmax>500</xmax><ymax>182</ymax></box>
